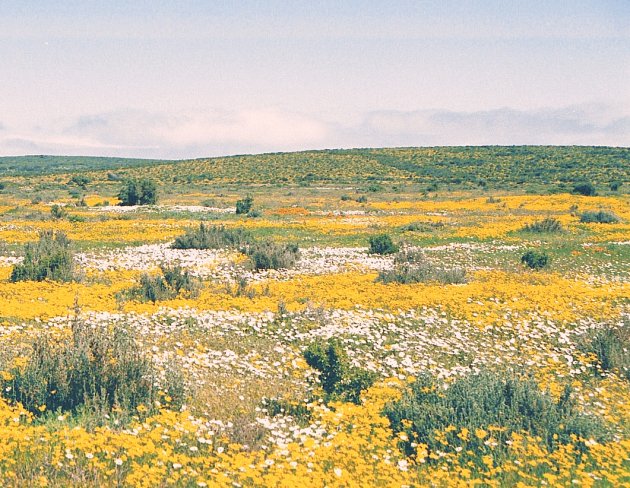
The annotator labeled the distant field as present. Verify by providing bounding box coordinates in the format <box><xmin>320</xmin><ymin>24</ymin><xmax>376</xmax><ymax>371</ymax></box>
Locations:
<box><xmin>2</xmin><ymin>146</ymin><xmax>628</xmax><ymax>192</ymax></box>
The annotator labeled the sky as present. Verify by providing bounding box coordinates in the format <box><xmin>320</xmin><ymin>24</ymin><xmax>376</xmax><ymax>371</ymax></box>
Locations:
<box><xmin>0</xmin><ymin>0</ymin><xmax>628</xmax><ymax>158</ymax></box>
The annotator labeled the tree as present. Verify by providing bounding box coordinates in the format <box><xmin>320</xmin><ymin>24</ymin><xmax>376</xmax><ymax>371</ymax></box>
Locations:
<box><xmin>118</xmin><ymin>178</ymin><xmax>158</xmax><ymax>206</ymax></box>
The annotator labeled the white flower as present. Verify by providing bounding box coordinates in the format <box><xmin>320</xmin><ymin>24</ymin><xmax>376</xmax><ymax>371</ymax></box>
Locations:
<box><xmin>114</xmin><ymin>458</ymin><xmax>123</xmax><ymax>466</ymax></box>
<box><xmin>334</xmin><ymin>467</ymin><xmax>342</xmax><ymax>477</ymax></box>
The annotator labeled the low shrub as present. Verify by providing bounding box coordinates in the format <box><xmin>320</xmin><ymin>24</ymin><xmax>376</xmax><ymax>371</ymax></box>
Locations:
<box><xmin>368</xmin><ymin>234</ymin><xmax>399</xmax><ymax>255</ymax></box>
<box><xmin>303</xmin><ymin>339</ymin><xmax>376</xmax><ymax>404</ymax></box>
<box><xmin>573</xmin><ymin>182</ymin><xmax>597</xmax><ymax>196</ymax></box>
<box><xmin>235</xmin><ymin>195</ymin><xmax>254</xmax><ymax>215</ymax></box>
<box><xmin>610</xmin><ymin>181</ymin><xmax>622</xmax><ymax>192</ymax></box>
<box><xmin>579</xmin><ymin>210</ymin><xmax>620</xmax><ymax>224</ymax></box>
<box><xmin>242</xmin><ymin>241</ymin><xmax>300</xmax><ymax>271</ymax></box>
<box><xmin>10</xmin><ymin>230</ymin><xmax>74</xmax><ymax>282</ymax></box>
<box><xmin>521</xmin><ymin>217</ymin><xmax>564</xmax><ymax>233</ymax></box>
<box><xmin>384</xmin><ymin>371</ymin><xmax>609</xmax><ymax>461</ymax></box>
<box><xmin>125</xmin><ymin>265</ymin><xmax>201</xmax><ymax>302</ymax></box>
<box><xmin>171</xmin><ymin>223</ymin><xmax>253</xmax><ymax>250</ymax></box>
<box><xmin>50</xmin><ymin>204</ymin><xmax>67</xmax><ymax>220</ymax></box>
<box><xmin>1</xmin><ymin>315</ymin><xmax>184</xmax><ymax>418</ymax></box>
<box><xmin>378</xmin><ymin>261</ymin><xmax>467</xmax><ymax>285</ymax></box>
<box><xmin>582</xmin><ymin>318</ymin><xmax>629</xmax><ymax>381</ymax></box>
<box><xmin>401</xmin><ymin>221</ymin><xmax>444</xmax><ymax>232</ymax></box>
<box><xmin>521</xmin><ymin>250</ymin><xmax>549</xmax><ymax>270</ymax></box>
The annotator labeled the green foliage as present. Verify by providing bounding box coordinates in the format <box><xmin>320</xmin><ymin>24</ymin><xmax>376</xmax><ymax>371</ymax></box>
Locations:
<box><xmin>522</xmin><ymin>217</ymin><xmax>564</xmax><ymax>233</ymax></box>
<box><xmin>520</xmin><ymin>250</ymin><xmax>550</xmax><ymax>270</ymax></box>
<box><xmin>68</xmin><ymin>174</ymin><xmax>90</xmax><ymax>189</ymax></box>
<box><xmin>171</xmin><ymin>223</ymin><xmax>253</xmax><ymax>250</ymax></box>
<box><xmin>582</xmin><ymin>319</ymin><xmax>629</xmax><ymax>381</ymax></box>
<box><xmin>235</xmin><ymin>195</ymin><xmax>254</xmax><ymax>214</ymax></box>
<box><xmin>118</xmin><ymin>178</ymin><xmax>158</xmax><ymax>206</ymax></box>
<box><xmin>10</xmin><ymin>230</ymin><xmax>74</xmax><ymax>282</ymax></box>
<box><xmin>609</xmin><ymin>181</ymin><xmax>622</xmax><ymax>191</ymax></box>
<box><xmin>1</xmin><ymin>315</ymin><xmax>184</xmax><ymax>417</ymax></box>
<box><xmin>579</xmin><ymin>210</ymin><xmax>620</xmax><ymax>224</ymax></box>
<box><xmin>368</xmin><ymin>234</ymin><xmax>399</xmax><ymax>255</ymax></box>
<box><xmin>303</xmin><ymin>339</ymin><xmax>376</xmax><ymax>404</ymax></box>
<box><xmin>243</xmin><ymin>241</ymin><xmax>300</xmax><ymax>271</ymax></box>
<box><xmin>356</xmin><ymin>195</ymin><xmax>368</xmax><ymax>203</ymax></box>
<box><xmin>378</xmin><ymin>262</ymin><xmax>467</xmax><ymax>285</ymax></box>
<box><xmin>126</xmin><ymin>265</ymin><xmax>201</xmax><ymax>303</ymax></box>
<box><xmin>573</xmin><ymin>182</ymin><xmax>597</xmax><ymax>196</ymax></box>
<box><xmin>384</xmin><ymin>372</ymin><xmax>609</xmax><ymax>460</ymax></box>
<box><xmin>50</xmin><ymin>204</ymin><xmax>67</xmax><ymax>220</ymax></box>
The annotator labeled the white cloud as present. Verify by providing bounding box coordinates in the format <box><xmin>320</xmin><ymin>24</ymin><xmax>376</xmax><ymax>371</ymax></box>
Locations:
<box><xmin>0</xmin><ymin>103</ymin><xmax>627</xmax><ymax>158</ymax></box>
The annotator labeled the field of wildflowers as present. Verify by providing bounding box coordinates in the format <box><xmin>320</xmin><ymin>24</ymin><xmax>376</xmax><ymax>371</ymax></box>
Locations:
<box><xmin>0</xmin><ymin>148</ymin><xmax>628</xmax><ymax>486</ymax></box>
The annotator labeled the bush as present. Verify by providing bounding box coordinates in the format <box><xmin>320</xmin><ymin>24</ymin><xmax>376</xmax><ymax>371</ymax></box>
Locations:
<box><xmin>304</xmin><ymin>339</ymin><xmax>376</xmax><ymax>404</ymax></box>
<box><xmin>1</xmin><ymin>316</ymin><xmax>183</xmax><ymax>417</ymax></box>
<box><xmin>582</xmin><ymin>318</ymin><xmax>629</xmax><ymax>381</ymax></box>
<box><xmin>522</xmin><ymin>217</ymin><xmax>564</xmax><ymax>233</ymax></box>
<box><xmin>573</xmin><ymin>182</ymin><xmax>597</xmax><ymax>196</ymax></box>
<box><xmin>118</xmin><ymin>178</ymin><xmax>158</xmax><ymax>206</ymax></box>
<box><xmin>520</xmin><ymin>250</ymin><xmax>549</xmax><ymax>270</ymax></box>
<box><xmin>610</xmin><ymin>181</ymin><xmax>622</xmax><ymax>192</ymax></box>
<box><xmin>125</xmin><ymin>265</ymin><xmax>201</xmax><ymax>303</ymax></box>
<box><xmin>242</xmin><ymin>241</ymin><xmax>300</xmax><ymax>271</ymax></box>
<box><xmin>50</xmin><ymin>204</ymin><xmax>67</xmax><ymax>220</ymax></box>
<box><xmin>368</xmin><ymin>234</ymin><xmax>399</xmax><ymax>255</ymax></box>
<box><xmin>68</xmin><ymin>175</ymin><xmax>90</xmax><ymax>189</ymax></box>
<box><xmin>235</xmin><ymin>195</ymin><xmax>253</xmax><ymax>215</ymax></box>
<box><xmin>384</xmin><ymin>371</ymin><xmax>608</xmax><ymax>460</ymax></box>
<box><xmin>171</xmin><ymin>223</ymin><xmax>253</xmax><ymax>250</ymax></box>
<box><xmin>10</xmin><ymin>230</ymin><xmax>74</xmax><ymax>282</ymax></box>
<box><xmin>579</xmin><ymin>210</ymin><xmax>620</xmax><ymax>224</ymax></box>
<box><xmin>356</xmin><ymin>195</ymin><xmax>368</xmax><ymax>203</ymax></box>
<box><xmin>378</xmin><ymin>262</ymin><xmax>467</xmax><ymax>285</ymax></box>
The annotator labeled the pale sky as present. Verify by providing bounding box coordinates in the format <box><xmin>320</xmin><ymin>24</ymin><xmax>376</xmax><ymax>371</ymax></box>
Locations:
<box><xmin>0</xmin><ymin>1</ymin><xmax>628</xmax><ymax>158</ymax></box>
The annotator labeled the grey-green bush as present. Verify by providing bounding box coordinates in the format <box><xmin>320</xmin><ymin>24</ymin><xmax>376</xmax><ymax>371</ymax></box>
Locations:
<box><xmin>582</xmin><ymin>319</ymin><xmax>629</xmax><ymax>381</ymax></box>
<box><xmin>522</xmin><ymin>217</ymin><xmax>564</xmax><ymax>233</ymax></box>
<box><xmin>1</xmin><ymin>316</ymin><xmax>184</xmax><ymax>417</ymax></box>
<box><xmin>243</xmin><ymin>241</ymin><xmax>300</xmax><ymax>271</ymax></box>
<box><xmin>579</xmin><ymin>210</ymin><xmax>620</xmax><ymax>224</ymax></box>
<box><xmin>171</xmin><ymin>223</ymin><xmax>253</xmax><ymax>250</ymax></box>
<box><xmin>384</xmin><ymin>372</ymin><xmax>609</xmax><ymax>461</ymax></box>
<box><xmin>10</xmin><ymin>230</ymin><xmax>74</xmax><ymax>282</ymax></box>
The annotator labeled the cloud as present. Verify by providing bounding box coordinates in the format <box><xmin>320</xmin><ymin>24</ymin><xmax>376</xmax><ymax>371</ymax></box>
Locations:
<box><xmin>0</xmin><ymin>104</ymin><xmax>628</xmax><ymax>158</ymax></box>
<box><xmin>354</xmin><ymin>105</ymin><xmax>630</xmax><ymax>147</ymax></box>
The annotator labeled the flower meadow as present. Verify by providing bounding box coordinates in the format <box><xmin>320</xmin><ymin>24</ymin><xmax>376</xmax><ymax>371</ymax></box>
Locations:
<box><xmin>0</xmin><ymin>153</ymin><xmax>628</xmax><ymax>487</ymax></box>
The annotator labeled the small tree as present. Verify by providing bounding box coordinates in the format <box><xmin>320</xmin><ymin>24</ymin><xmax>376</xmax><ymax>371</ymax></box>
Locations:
<box><xmin>118</xmin><ymin>178</ymin><xmax>158</xmax><ymax>206</ymax></box>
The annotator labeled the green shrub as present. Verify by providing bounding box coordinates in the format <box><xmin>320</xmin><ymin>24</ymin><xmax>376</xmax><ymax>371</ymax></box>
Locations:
<box><xmin>384</xmin><ymin>372</ymin><xmax>608</xmax><ymax>460</ymax></box>
<box><xmin>522</xmin><ymin>217</ymin><xmax>564</xmax><ymax>233</ymax></box>
<box><xmin>125</xmin><ymin>265</ymin><xmax>201</xmax><ymax>302</ymax></box>
<box><xmin>50</xmin><ymin>204</ymin><xmax>67</xmax><ymax>220</ymax></box>
<box><xmin>356</xmin><ymin>195</ymin><xmax>368</xmax><ymax>203</ymax></box>
<box><xmin>10</xmin><ymin>230</ymin><xmax>74</xmax><ymax>282</ymax></box>
<box><xmin>610</xmin><ymin>181</ymin><xmax>622</xmax><ymax>192</ymax></box>
<box><xmin>1</xmin><ymin>316</ymin><xmax>183</xmax><ymax>417</ymax></box>
<box><xmin>368</xmin><ymin>234</ymin><xmax>399</xmax><ymax>255</ymax></box>
<box><xmin>573</xmin><ymin>182</ymin><xmax>597</xmax><ymax>196</ymax></box>
<box><xmin>378</xmin><ymin>262</ymin><xmax>467</xmax><ymax>285</ymax></box>
<box><xmin>401</xmin><ymin>221</ymin><xmax>444</xmax><ymax>232</ymax></box>
<box><xmin>582</xmin><ymin>319</ymin><xmax>629</xmax><ymax>381</ymax></box>
<box><xmin>243</xmin><ymin>241</ymin><xmax>300</xmax><ymax>271</ymax></box>
<box><xmin>235</xmin><ymin>195</ymin><xmax>253</xmax><ymax>214</ymax></box>
<box><xmin>118</xmin><ymin>178</ymin><xmax>158</xmax><ymax>206</ymax></box>
<box><xmin>171</xmin><ymin>223</ymin><xmax>253</xmax><ymax>250</ymax></box>
<box><xmin>520</xmin><ymin>250</ymin><xmax>549</xmax><ymax>270</ymax></box>
<box><xmin>68</xmin><ymin>175</ymin><xmax>90</xmax><ymax>189</ymax></box>
<box><xmin>579</xmin><ymin>210</ymin><xmax>620</xmax><ymax>224</ymax></box>
<box><xmin>340</xmin><ymin>194</ymin><xmax>352</xmax><ymax>201</ymax></box>
<box><xmin>303</xmin><ymin>339</ymin><xmax>376</xmax><ymax>404</ymax></box>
